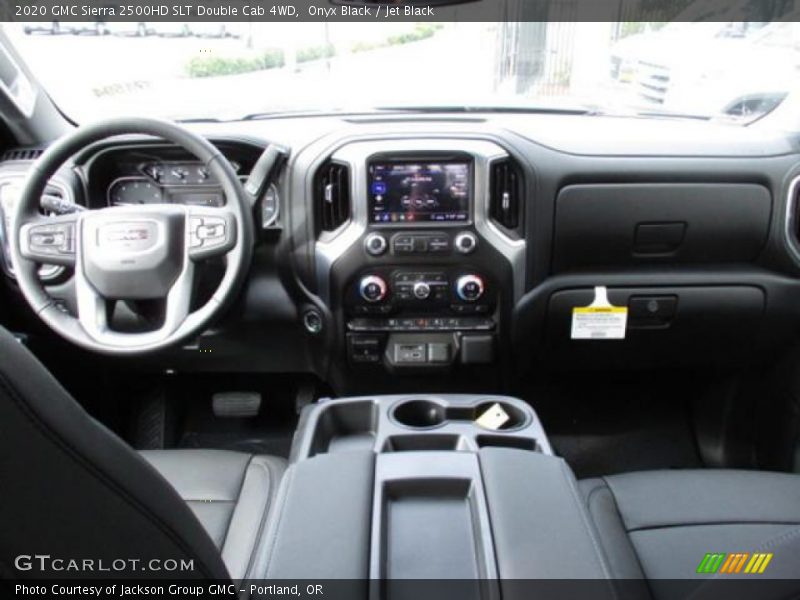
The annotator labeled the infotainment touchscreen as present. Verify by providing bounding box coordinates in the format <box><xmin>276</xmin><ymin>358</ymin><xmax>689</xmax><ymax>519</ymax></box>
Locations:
<box><xmin>368</xmin><ymin>161</ymin><xmax>470</xmax><ymax>224</ymax></box>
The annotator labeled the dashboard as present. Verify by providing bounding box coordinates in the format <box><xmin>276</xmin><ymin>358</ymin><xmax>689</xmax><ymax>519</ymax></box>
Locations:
<box><xmin>2</xmin><ymin>112</ymin><xmax>800</xmax><ymax>396</ymax></box>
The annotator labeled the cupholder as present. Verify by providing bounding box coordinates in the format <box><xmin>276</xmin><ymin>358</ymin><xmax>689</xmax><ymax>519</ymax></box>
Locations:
<box><xmin>473</xmin><ymin>401</ymin><xmax>528</xmax><ymax>431</ymax></box>
<box><xmin>392</xmin><ymin>399</ymin><xmax>446</xmax><ymax>429</ymax></box>
<box><xmin>393</xmin><ymin>398</ymin><xmax>530</xmax><ymax>432</ymax></box>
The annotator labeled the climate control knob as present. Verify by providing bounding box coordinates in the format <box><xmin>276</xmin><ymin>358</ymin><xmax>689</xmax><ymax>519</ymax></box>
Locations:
<box><xmin>359</xmin><ymin>275</ymin><xmax>388</xmax><ymax>303</ymax></box>
<box><xmin>456</xmin><ymin>274</ymin><xmax>485</xmax><ymax>302</ymax></box>
<box><xmin>413</xmin><ymin>281</ymin><xmax>431</xmax><ymax>300</ymax></box>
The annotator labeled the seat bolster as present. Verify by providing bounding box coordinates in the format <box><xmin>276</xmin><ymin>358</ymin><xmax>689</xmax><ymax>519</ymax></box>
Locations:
<box><xmin>139</xmin><ymin>449</ymin><xmax>252</xmax><ymax>501</ymax></box>
<box><xmin>581</xmin><ymin>470</ymin><xmax>800</xmax><ymax>599</ymax></box>
<box><xmin>603</xmin><ymin>470</ymin><xmax>800</xmax><ymax>531</ymax></box>
<box><xmin>222</xmin><ymin>455</ymin><xmax>287</xmax><ymax>581</ymax></box>
<box><xmin>579</xmin><ymin>478</ymin><xmax>647</xmax><ymax>581</ymax></box>
<box><xmin>139</xmin><ymin>449</ymin><xmax>251</xmax><ymax>549</ymax></box>
<box><xmin>140</xmin><ymin>449</ymin><xmax>287</xmax><ymax>581</ymax></box>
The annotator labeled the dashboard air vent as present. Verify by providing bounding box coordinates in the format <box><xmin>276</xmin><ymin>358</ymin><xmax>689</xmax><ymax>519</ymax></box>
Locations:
<box><xmin>2</xmin><ymin>148</ymin><xmax>44</xmax><ymax>162</ymax></box>
<box><xmin>314</xmin><ymin>161</ymin><xmax>351</xmax><ymax>233</ymax></box>
<box><xmin>489</xmin><ymin>158</ymin><xmax>523</xmax><ymax>231</ymax></box>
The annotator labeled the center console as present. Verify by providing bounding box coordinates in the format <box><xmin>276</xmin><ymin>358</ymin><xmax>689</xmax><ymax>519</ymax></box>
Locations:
<box><xmin>314</xmin><ymin>139</ymin><xmax>526</xmax><ymax>381</ymax></box>
<box><xmin>249</xmin><ymin>395</ymin><xmax>614</xmax><ymax>592</ymax></box>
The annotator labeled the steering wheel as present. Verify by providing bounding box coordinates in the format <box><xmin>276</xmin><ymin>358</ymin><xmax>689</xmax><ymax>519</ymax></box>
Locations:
<box><xmin>9</xmin><ymin>118</ymin><xmax>254</xmax><ymax>355</ymax></box>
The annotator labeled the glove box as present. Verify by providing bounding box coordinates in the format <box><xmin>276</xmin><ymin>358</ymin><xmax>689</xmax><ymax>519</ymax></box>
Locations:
<box><xmin>553</xmin><ymin>183</ymin><xmax>771</xmax><ymax>271</ymax></box>
<box><xmin>543</xmin><ymin>285</ymin><xmax>765</xmax><ymax>367</ymax></box>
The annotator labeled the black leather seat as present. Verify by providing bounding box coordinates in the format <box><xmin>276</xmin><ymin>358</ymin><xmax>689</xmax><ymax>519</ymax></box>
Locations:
<box><xmin>581</xmin><ymin>470</ymin><xmax>800</xmax><ymax>599</ymax></box>
<box><xmin>141</xmin><ymin>450</ymin><xmax>285</xmax><ymax>580</ymax></box>
<box><xmin>0</xmin><ymin>326</ymin><xmax>285</xmax><ymax>580</ymax></box>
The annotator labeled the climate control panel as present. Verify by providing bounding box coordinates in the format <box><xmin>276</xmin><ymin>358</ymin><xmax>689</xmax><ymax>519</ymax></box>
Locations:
<box><xmin>348</xmin><ymin>267</ymin><xmax>493</xmax><ymax>318</ymax></box>
<box><xmin>393</xmin><ymin>272</ymin><xmax>451</xmax><ymax>303</ymax></box>
<box><xmin>345</xmin><ymin>267</ymin><xmax>496</xmax><ymax>368</ymax></box>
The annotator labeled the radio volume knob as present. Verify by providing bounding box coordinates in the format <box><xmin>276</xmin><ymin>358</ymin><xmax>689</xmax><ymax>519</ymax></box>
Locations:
<box><xmin>455</xmin><ymin>231</ymin><xmax>478</xmax><ymax>254</ymax></box>
<box><xmin>364</xmin><ymin>233</ymin><xmax>387</xmax><ymax>256</ymax></box>
<box><xmin>359</xmin><ymin>275</ymin><xmax>388</xmax><ymax>303</ymax></box>
<box><xmin>456</xmin><ymin>274</ymin><xmax>485</xmax><ymax>302</ymax></box>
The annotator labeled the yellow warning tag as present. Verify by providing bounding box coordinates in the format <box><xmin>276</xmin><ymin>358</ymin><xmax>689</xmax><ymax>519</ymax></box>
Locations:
<box><xmin>571</xmin><ymin>286</ymin><xmax>627</xmax><ymax>340</ymax></box>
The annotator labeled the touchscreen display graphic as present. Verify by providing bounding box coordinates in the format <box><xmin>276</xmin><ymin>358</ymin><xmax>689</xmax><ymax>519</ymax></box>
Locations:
<box><xmin>368</xmin><ymin>161</ymin><xmax>470</xmax><ymax>224</ymax></box>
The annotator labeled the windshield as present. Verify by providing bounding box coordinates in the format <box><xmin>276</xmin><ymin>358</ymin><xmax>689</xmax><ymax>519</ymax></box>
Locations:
<box><xmin>4</xmin><ymin>20</ymin><xmax>799</xmax><ymax>123</ymax></box>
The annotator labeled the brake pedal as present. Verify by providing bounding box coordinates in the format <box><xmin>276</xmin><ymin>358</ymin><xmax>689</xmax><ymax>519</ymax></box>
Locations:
<box><xmin>212</xmin><ymin>392</ymin><xmax>262</xmax><ymax>418</ymax></box>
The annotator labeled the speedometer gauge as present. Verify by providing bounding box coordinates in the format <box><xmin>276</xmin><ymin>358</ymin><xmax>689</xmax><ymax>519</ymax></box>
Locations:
<box><xmin>108</xmin><ymin>178</ymin><xmax>163</xmax><ymax>206</ymax></box>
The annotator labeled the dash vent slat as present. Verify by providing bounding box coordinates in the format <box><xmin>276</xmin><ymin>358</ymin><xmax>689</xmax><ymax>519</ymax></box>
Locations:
<box><xmin>2</xmin><ymin>148</ymin><xmax>44</xmax><ymax>162</ymax></box>
<box><xmin>489</xmin><ymin>158</ymin><xmax>523</xmax><ymax>231</ymax></box>
<box><xmin>315</xmin><ymin>161</ymin><xmax>351</xmax><ymax>234</ymax></box>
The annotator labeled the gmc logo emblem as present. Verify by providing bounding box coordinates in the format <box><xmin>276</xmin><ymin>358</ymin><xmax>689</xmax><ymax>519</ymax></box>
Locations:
<box><xmin>105</xmin><ymin>228</ymin><xmax>149</xmax><ymax>242</ymax></box>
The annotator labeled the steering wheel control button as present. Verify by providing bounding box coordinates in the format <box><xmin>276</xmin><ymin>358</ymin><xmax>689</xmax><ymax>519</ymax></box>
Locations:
<box><xmin>359</xmin><ymin>275</ymin><xmax>388</xmax><ymax>303</ymax></box>
<box><xmin>456</xmin><ymin>274</ymin><xmax>485</xmax><ymax>302</ymax></box>
<box><xmin>364</xmin><ymin>233</ymin><xmax>388</xmax><ymax>256</ymax></box>
<box><xmin>31</xmin><ymin>231</ymin><xmax>64</xmax><ymax>246</ymax></box>
<box><xmin>188</xmin><ymin>210</ymin><xmax>235</xmax><ymax>259</ymax></box>
<box><xmin>197</xmin><ymin>222</ymin><xmax>226</xmax><ymax>240</ymax></box>
<box><xmin>413</xmin><ymin>281</ymin><xmax>432</xmax><ymax>300</ymax></box>
<box><xmin>30</xmin><ymin>232</ymin><xmax>66</xmax><ymax>254</ymax></box>
<box><xmin>24</xmin><ymin>221</ymin><xmax>76</xmax><ymax>259</ymax></box>
<box><xmin>455</xmin><ymin>231</ymin><xmax>478</xmax><ymax>254</ymax></box>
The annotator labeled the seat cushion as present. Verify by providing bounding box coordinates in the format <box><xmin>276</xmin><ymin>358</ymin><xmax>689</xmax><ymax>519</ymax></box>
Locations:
<box><xmin>140</xmin><ymin>449</ymin><xmax>286</xmax><ymax>581</ymax></box>
<box><xmin>581</xmin><ymin>470</ymin><xmax>800</xmax><ymax>600</ymax></box>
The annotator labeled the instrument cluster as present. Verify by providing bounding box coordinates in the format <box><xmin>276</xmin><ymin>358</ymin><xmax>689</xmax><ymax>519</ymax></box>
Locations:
<box><xmin>107</xmin><ymin>160</ymin><xmax>242</xmax><ymax>208</ymax></box>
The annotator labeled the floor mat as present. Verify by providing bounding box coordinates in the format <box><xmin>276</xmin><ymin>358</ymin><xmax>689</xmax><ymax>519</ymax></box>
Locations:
<box><xmin>521</xmin><ymin>372</ymin><xmax>703</xmax><ymax>479</ymax></box>
<box><xmin>172</xmin><ymin>373</ymin><xmax>304</xmax><ymax>459</ymax></box>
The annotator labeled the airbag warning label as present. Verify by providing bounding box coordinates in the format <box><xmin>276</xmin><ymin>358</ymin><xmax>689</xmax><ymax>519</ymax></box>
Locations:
<box><xmin>571</xmin><ymin>286</ymin><xmax>627</xmax><ymax>340</ymax></box>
